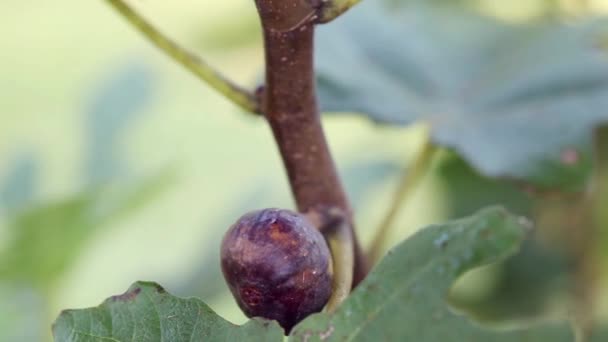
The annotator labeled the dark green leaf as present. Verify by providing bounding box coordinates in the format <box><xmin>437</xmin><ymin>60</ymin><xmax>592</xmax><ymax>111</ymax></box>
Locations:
<box><xmin>433</xmin><ymin>153</ymin><xmax>572</xmax><ymax>322</ymax></box>
<box><xmin>316</xmin><ymin>1</ymin><xmax>608</xmax><ymax>190</ymax></box>
<box><xmin>449</xmin><ymin>238</ymin><xmax>571</xmax><ymax>322</ymax></box>
<box><xmin>290</xmin><ymin>207</ymin><xmax>574</xmax><ymax>341</ymax></box>
<box><xmin>433</xmin><ymin>152</ymin><xmax>533</xmax><ymax>217</ymax></box>
<box><xmin>52</xmin><ymin>282</ymin><xmax>283</xmax><ymax>342</ymax></box>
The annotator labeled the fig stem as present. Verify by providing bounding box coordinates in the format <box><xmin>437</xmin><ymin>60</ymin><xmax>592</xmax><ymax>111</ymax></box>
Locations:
<box><xmin>104</xmin><ymin>0</ymin><xmax>260</xmax><ymax>113</ymax></box>
<box><xmin>368</xmin><ymin>130</ymin><xmax>439</xmax><ymax>264</ymax></box>
<box><xmin>305</xmin><ymin>208</ymin><xmax>354</xmax><ymax>311</ymax></box>
<box><xmin>254</xmin><ymin>0</ymin><xmax>368</xmax><ymax>285</ymax></box>
<box><xmin>323</xmin><ymin>211</ymin><xmax>354</xmax><ymax>312</ymax></box>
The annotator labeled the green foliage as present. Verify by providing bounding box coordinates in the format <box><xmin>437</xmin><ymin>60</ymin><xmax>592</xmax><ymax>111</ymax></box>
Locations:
<box><xmin>4</xmin><ymin>1</ymin><xmax>606</xmax><ymax>341</ymax></box>
<box><xmin>290</xmin><ymin>207</ymin><xmax>572</xmax><ymax>341</ymax></box>
<box><xmin>316</xmin><ymin>0</ymin><xmax>608</xmax><ymax>190</ymax></box>
<box><xmin>53</xmin><ymin>207</ymin><xmax>580</xmax><ymax>341</ymax></box>
<box><xmin>0</xmin><ymin>60</ymin><xmax>162</xmax><ymax>291</ymax></box>
<box><xmin>449</xmin><ymin>238</ymin><xmax>570</xmax><ymax>322</ymax></box>
<box><xmin>1</xmin><ymin>191</ymin><xmax>103</xmax><ymax>289</ymax></box>
<box><xmin>53</xmin><ymin>282</ymin><xmax>283</xmax><ymax>342</ymax></box>
<box><xmin>0</xmin><ymin>173</ymin><xmax>171</xmax><ymax>291</ymax></box>
<box><xmin>433</xmin><ymin>154</ymin><xmax>571</xmax><ymax>321</ymax></box>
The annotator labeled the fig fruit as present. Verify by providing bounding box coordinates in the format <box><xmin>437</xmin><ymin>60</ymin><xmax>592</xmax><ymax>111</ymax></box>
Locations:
<box><xmin>220</xmin><ymin>208</ymin><xmax>332</xmax><ymax>333</ymax></box>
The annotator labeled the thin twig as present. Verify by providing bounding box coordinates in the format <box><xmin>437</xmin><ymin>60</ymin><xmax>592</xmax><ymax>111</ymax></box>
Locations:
<box><xmin>105</xmin><ymin>0</ymin><xmax>260</xmax><ymax>113</ymax></box>
<box><xmin>368</xmin><ymin>133</ymin><xmax>439</xmax><ymax>264</ymax></box>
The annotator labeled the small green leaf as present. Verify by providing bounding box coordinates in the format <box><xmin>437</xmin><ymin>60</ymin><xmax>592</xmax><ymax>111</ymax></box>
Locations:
<box><xmin>290</xmin><ymin>206</ymin><xmax>574</xmax><ymax>341</ymax></box>
<box><xmin>316</xmin><ymin>1</ymin><xmax>608</xmax><ymax>190</ymax></box>
<box><xmin>52</xmin><ymin>282</ymin><xmax>283</xmax><ymax>342</ymax></box>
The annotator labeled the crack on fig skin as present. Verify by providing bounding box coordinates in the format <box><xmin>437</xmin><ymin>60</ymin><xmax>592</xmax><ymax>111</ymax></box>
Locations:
<box><xmin>269</xmin><ymin>222</ymin><xmax>296</xmax><ymax>246</ymax></box>
<box><xmin>111</xmin><ymin>287</ymin><xmax>141</xmax><ymax>302</ymax></box>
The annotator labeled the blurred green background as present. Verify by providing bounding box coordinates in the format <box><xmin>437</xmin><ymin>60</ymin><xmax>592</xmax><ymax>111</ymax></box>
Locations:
<box><xmin>1</xmin><ymin>0</ymin><xmax>607</xmax><ymax>341</ymax></box>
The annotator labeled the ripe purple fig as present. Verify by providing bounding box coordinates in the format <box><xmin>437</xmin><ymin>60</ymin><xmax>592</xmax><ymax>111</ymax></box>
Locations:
<box><xmin>221</xmin><ymin>208</ymin><xmax>332</xmax><ymax>333</ymax></box>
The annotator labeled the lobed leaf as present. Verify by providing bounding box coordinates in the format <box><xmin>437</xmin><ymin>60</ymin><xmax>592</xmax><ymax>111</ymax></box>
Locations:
<box><xmin>52</xmin><ymin>282</ymin><xmax>283</xmax><ymax>342</ymax></box>
<box><xmin>290</xmin><ymin>206</ymin><xmax>574</xmax><ymax>341</ymax></box>
<box><xmin>316</xmin><ymin>1</ymin><xmax>608</xmax><ymax>190</ymax></box>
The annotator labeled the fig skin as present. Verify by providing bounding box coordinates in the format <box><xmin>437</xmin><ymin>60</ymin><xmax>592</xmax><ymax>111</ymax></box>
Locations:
<box><xmin>220</xmin><ymin>208</ymin><xmax>332</xmax><ymax>333</ymax></box>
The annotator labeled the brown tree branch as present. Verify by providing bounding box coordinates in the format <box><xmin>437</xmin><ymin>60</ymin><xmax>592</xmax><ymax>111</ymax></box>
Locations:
<box><xmin>253</xmin><ymin>0</ymin><xmax>368</xmax><ymax>285</ymax></box>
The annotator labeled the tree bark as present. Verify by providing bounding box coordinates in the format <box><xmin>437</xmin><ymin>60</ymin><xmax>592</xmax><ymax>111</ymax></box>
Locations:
<box><xmin>254</xmin><ymin>0</ymin><xmax>368</xmax><ymax>285</ymax></box>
